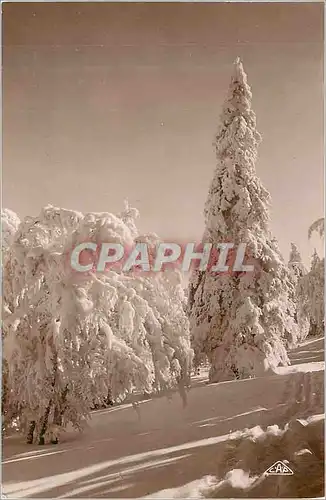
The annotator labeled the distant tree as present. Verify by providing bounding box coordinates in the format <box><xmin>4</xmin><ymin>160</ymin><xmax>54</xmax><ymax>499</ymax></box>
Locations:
<box><xmin>299</xmin><ymin>249</ymin><xmax>324</xmax><ymax>338</ymax></box>
<box><xmin>297</xmin><ymin>219</ymin><xmax>325</xmax><ymax>338</ymax></box>
<box><xmin>288</xmin><ymin>243</ymin><xmax>309</xmax><ymax>342</ymax></box>
<box><xmin>188</xmin><ymin>58</ymin><xmax>297</xmax><ymax>382</ymax></box>
<box><xmin>288</xmin><ymin>243</ymin><xmax>306</xmax><ymax>278</ymax></box>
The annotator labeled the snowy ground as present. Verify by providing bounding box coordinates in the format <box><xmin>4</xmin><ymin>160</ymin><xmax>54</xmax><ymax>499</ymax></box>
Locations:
<box><xmin>2</xmin><ymin>337</ymin><xmax>324</xmax><ymax>499</ymax></box>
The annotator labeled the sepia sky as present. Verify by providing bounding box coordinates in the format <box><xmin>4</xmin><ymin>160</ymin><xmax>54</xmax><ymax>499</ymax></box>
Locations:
<box><xmin>2</xmin><ymin>1</ymin><xmax>324</xmax><ymax>264</ymax></box>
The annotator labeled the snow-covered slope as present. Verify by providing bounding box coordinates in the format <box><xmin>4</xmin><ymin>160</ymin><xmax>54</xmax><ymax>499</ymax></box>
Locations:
<box><xmin>2</xmin><ymin>337</ymin><xmax>324</xmax><ymax>499</ymax></box>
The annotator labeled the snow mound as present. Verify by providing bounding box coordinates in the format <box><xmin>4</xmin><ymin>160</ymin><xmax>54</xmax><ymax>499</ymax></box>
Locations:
<box><xmin>144</xmin><ymin>415</ymin><xmax>324</xmax><ymax>499</ymax></box>
<box><xmin>143</xmin><ymin>475</ymin><xmax>219</xmax><ymax>499</ymax></box>
<box><xmin>275</xmin><ymin>361</ymin><xmax>324</xmax><ymax>375</ymax></box>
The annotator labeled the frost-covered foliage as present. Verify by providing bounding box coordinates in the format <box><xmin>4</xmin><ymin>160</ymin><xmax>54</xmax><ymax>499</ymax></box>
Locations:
<box><xmin>188</xmin><ymin>59</ymin><xmax>297</xmax><ymax>382</ymax></box>
<box><xmin>288</xmin><ymin>243</ymin><xmax>309</xmax><ymax>342</ymax></box>
<box><xmin>3</xmin><ymin>205</ymin><xmax>193</xmax><ymax>443</ymax></box>
<box><xmin>1</xmin><ymin>208</ymin><xmax>21</xmax><ymax>254</ymax></box>
<box><xmin>308</xmin><ymin>217</ymin><xmax>324</xmax><ymax>240</ymax></box>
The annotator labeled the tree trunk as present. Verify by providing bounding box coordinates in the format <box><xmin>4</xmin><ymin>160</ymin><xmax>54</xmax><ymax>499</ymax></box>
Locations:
<box><xmin>26</xmin><ymin>420</ymin><xmax>36</xmax><ymax>444</ymax></box>
<box><xmin>38</xmin><ymin>402</ymin><xmax>52</xmax><ymax>445</ymax></box>
<box><xmin>53</xmin><ymin>404</ymin><xmax>61</xmax><ymax>428</ymax></box>
<box><xmin>51</xmin><ymin>386</ymin><xmax>69</xmax><ymax>444</ymax></box>
<box><xmin>53</xmin><ymin>386</ymin><xmax>68</xmax><ymax>426</ymax></box>
<box><xmin>39</xmin><ymin>350</ymin><xmax>60</xmax><ymax>445</ymax></box>
<box><xmin>106</xmin><ymin>388</ymin><xmax>114</xmax><ymax>407</ymax></box>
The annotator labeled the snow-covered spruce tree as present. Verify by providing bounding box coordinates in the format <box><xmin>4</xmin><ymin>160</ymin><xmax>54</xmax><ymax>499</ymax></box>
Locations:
<box><xmin>3</xmin><ymin>205</ymin><xmax>192</xmax><ymax>444</ymax></box>
<box><xmin>298</xmin><ymin>218</ymin><xmax>324</xmax><ymax>338</ymax></box>
<box><xmin>299</xmin><ymin>252</ymin><xmax>324</xmax><ymax>338</ymax></box>
<box><xmin>288</xmin><ymin>243</ymin><xmax>309</xmax><ymax>342</ymax></box>
<box><xmin>188</xmin><ymin>58</ymin><xmax>297</xmax><ymax>382</ymax></box>
<box><xmin>305</xmin><ymin>250</ymin><xmax>324</xmax><ymax>337</ymax></box>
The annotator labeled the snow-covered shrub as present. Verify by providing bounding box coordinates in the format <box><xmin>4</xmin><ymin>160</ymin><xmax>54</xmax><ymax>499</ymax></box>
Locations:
<box><xmin>3</xmin><ymin>205</ymin><xmax>193</xmax><ymax>444</ymax></box>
